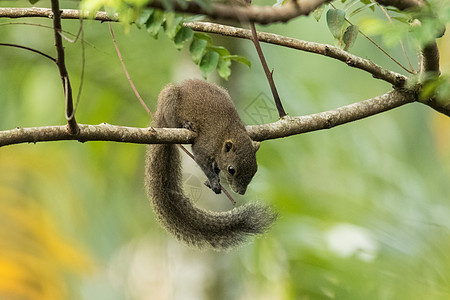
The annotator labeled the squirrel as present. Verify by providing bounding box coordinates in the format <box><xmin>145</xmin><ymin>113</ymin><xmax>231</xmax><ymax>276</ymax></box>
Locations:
<box><xmin>145</xmin><ymin>79</ymin><xmax>277</xmax><ymax>250</ymax></box>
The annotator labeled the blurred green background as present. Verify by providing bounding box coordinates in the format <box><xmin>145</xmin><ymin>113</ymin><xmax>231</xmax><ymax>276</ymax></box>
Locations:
<box><xmin>1</xmin><ymin>0</ymin><xmax>449</xmax><ymax>299</ymax></box>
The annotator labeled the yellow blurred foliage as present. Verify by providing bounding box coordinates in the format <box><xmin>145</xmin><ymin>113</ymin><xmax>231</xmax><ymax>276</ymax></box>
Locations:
<box><xmin>0</xmin><ymin>148</ymin><xmax>93</xmax><ymax>300</ymax></box>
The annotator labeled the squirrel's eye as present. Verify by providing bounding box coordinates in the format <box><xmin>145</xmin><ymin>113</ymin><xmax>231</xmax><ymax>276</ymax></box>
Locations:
<box><xmin>227</xmin><ymin>165</ymin><xmax>236</xmax><ymax>175</ymax></box>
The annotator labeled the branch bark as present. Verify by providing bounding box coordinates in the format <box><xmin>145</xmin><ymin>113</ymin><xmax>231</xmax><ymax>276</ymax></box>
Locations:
<box><xmin>51</xmin><ymin>0</ymin><xmax>79</xmax><ymax>134</ymax></box>
<box><xmin>147</xmin><ymin>0</ymin><xmax>330</xmax><ymax>24</ymax></box>
<box><xmin>247</xmin><ymin>89</ymin><xmax>416</xmax><ymax>141</ymax></box>
<box><xmin>0</xmin><ymin>0</ymin><xmax>329</xmax><ymax>25</ymax></box>
<box><xmin>0</xmin><ymin>124</ymin><xmax>196</xmax><ymax>147</ymax></box>
<box><xmin>0</xmin><ymin>90</ymin><xmax>416</xmax><ymax>147</ymax></box>
<box><xmin>374</xmin><ymin>0</ymin><xmax>424</xmax><ymax>10</ymax></box>
<box><xmin>0</xmin><ymin>7</ymin><xmax>118</xmax><ymax>21</ymax></box>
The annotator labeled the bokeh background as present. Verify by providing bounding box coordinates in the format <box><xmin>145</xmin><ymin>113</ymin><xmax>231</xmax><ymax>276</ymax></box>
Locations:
<box><xmin>1</xmin><ymin>0</ymin><xmax>449</xmax><ymax>299</ymax></box>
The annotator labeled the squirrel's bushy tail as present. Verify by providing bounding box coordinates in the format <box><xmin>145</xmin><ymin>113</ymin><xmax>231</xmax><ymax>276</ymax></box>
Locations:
<box><xmin>145</xmin><ymin>142</ymin><xmax>277</xmax><ymax>250</ymax></box>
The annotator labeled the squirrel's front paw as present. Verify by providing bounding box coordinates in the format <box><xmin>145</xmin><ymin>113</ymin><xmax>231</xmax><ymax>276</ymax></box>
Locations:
<box><xmin>204</xmin><ymin>180</ymin><xmax>221</xmax><ymax>194</ymax></box>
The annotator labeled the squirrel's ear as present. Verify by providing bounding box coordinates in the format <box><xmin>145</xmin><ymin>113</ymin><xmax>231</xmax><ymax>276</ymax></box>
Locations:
<box><xmin>252</xmin><ymin>141</ymin><xmax>260</xmax><ymax>152</ymax></box>
<box><xmin>224</xmin><ymin>140</ymin><xmax>233</xmax><ymax>153</ymax></box>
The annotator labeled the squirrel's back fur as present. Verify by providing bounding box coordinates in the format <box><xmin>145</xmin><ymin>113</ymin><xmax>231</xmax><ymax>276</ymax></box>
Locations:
<box><xmin>145</xmin><ymin>80</ymin><xmax>276</xmax><ymax>250</ymax></box>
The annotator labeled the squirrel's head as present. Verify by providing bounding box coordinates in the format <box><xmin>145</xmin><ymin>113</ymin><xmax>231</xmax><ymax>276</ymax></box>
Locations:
<box><xmin>218</xmin><ymin>138</ymin><xmax>260</xmax><ymax>195</ymax></box>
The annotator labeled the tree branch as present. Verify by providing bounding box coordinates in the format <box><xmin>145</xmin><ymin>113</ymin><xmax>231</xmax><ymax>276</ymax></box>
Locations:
<box><xmin>0</xmin><ymin>42</ymin><xmax>56</xmax><ymax>62</ymax></box>
<box><xmin>147</xmin><ymin>0</ymin><xmax>330</xmax><ymax>24</ymax></box>
<box><xmin>0</xmin><ymin>90</ymin><xmax>417</xmax><ymax>147</ymax></box>
<box><xmin>417</xmin><ymin>42</ymin><xmax>449</xmax><ymax>116</ymax></box>
<box><xmin>247</xmin><ymin>89</ymin><xmax>416</xmax><ymax>141</ymax></box>
<box><xmin>0</xmin><ymin>8</ymin><xmax>408</xmax><ymax>87</ymax></box>
<box><xmin>420</xmin><ymin>41</ymin><xmax>440</xmax><ymax>74</ymax></box>
<box><xmin>0</xmin><ymin>1</ymin><xmax>329</xmax><ymax>25</ymax></box>
<box><xmin>374</xmin><ymin>0</ymin><xmax>424</xmax><ymax>10</ymax></box>
<box><xmin>185</xmin><ymin>21</ymin><xmax>407</xmax><ymax>87</ymax></box>
<box><xmin>0</xmin><ymin>7</ymin><xmax>118</xmax><ymax>21</ymax></box>
<box><xmin>248</xmin><ymin>19</ymin><xmax>286</xmax><ymax>117</ymax></box>
<box><xmin>51</xmin><ymin>0</ymin><xmax>79</xmax><ymax>134</ymax></box>
<box><xmin>0</xmin><ymin>124</ymin><xmax>196</xmax><ymax>147</ymax></box>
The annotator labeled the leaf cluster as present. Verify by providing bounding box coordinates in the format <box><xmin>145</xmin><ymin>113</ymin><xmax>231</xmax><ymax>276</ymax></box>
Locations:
<box><xmin>135</xmin><ymin>9</ymin><xmax>251</xmax><ymax>79</ymax></box>
<box><xmin>79</xmin><ymin>0</ymin><xmax>250</xmax><ymax>79</ymax></box>
<box><xmin>313</xmin><ymin>0</ymin><xmax>376</xmax><ymax>51</ymax></box>
<box><xmin>360</xmin><ymin>0</ymin><xmax>449</xmax><ymax>48</ymax></box>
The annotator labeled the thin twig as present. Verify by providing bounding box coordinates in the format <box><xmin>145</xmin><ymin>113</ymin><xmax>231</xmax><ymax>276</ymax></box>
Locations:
<box><xmin>329</xmin><ymin>2</ymin><xmax>412</xmax><ymax>74</ymax></box>
<box><xmin>375</xmin><ymin>1</ymin><xmax>414</xmax><ymax>72</ymax></box>
<box><xmin>0</xmin><ymin>43</ymin><xmax>56</xmax><ymax>62</ymax></box>
<box><xmin>108</xmin><ymin>23</ymin><xmax>151</xmax><ymax>115</ymax></box>
<box><xmin>0</xmin><ymin>22</ymin><xmax>103</xmax><ymax>49</ymax></box>
<box><xmin>51</xmin><ymin>0</ymin><xmax>79</xmax><ymax>134</ymax></box>
<box><xmin>73</xmin><ymin>17</ymin><xmax>85</xmax><ymax>115</ymax></box>
<box><xmin>178</xmin><ymin>144</ymin><xmax>236</xmax><ymax>206</ymax></box>
<box><xmin>247</xmin><ymin>0</ymin><xmax>287</xmax><ymax>118</ymax></box>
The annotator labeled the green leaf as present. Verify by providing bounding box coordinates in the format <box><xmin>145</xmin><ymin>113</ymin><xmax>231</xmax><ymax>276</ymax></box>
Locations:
<box><xmin>343</xmin><ymin>25</ymin><xmax>358</xmax><ymax>51</ymax></box>
<box><xmin>313</xmin><ymin>5</ymin><xmax>326</xmax><ymax>22</ymax></box>
<box><xmin>189</xmin><ymin>37</ymin><xmax>208</xmax><ymax>64</ymax></box>
<box><xmin>349</xmin><ymin>3</ymin><xmax>376</xmax><ymax>18</ymax></box>
<box><xmin>146</xmin><ymin>10</ymin><xmax>165</xmax><ymax>38</ymax></box>
<box><xmin>164</xmin><ymin>13</ymin><xmax>183</xmax><ymax>39</ymax></box>
<box><xmin>183</xmin><ymin>14</ymin><xmax>207</xmax><ymax>22</ymax></box>
<box><xmin>327</xmin><ymin>9</ymin><xmax>346</xmax><ymax>39</ymax></box>
<box><xmin>217</xmin><ymin>57</ymin><xmax>231</xmax><ymax>80</ymax></box>
<box><xmin>199</xmin><ymin>50</ymin><xmax>219</xmax><ymax>78</ymax></box>
<box><xmin>229</xmin><ymin>55</ymin><xmax>251</xmax><ymax>68</ymax></box>
<box><xmin>209</xmin><ymin>45</ymin><xmax>230</xmax><ymax>56</ymax></box>
<box><xmin>194</xmin><ymin>32</ymin><xmax>213</xmax><ymax>43</ymax></box>
<box><xmin>135</xmin><ymin>9</ymin><xmax>153</xmax><ymax>29</ymax></box>
<box><xmin>174</xmin><ymin>27</ymin><xmax>194</xmax><ymax>50</ymax></box>
<box><xmin>421</xmin><ymin>81</ymin><xmax>439</xmax><ymax>100</ymax></box>
<box><xmin>105</xmin><ymin>6</ymin><xmax>118</xmax><ymax>18</ymax></box>
<box><xmin>386</xmin><ymin>7</ymin><xmax>402</xmax><ymax>13</ymax></box>
<box><xmin>29</xmin><ymin>0</ymin><xmax>40</xmax><ymax>4</ymax></box>
<box><xmin>392</xmin><ymin>16</ymin><xmax>410</xmax><ymax>24</ymax></box>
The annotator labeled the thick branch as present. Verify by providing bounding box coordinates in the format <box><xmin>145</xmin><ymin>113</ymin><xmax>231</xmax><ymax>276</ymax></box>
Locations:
<box><xmin>0</xmin><ymin>7</ymin><xmax>118</xmax><ymax>21</ymax></box>
<box><xmin>148</xmin><ymin>0</ymin><xmax>330</xmax><ymax>24</ymax></box>
<box><xmin>247</xmin><ymin>89</ymin><xmax>416</xmax><ymax>141</ymax></box>
<box><xmin>0</xmin><ymin>90</ymin><xmax>416</xmax><ymax>147</ymax></box>
<box><xmin>0</xmin><ymin>124</ymin><xmax>196</xmax><ymax>147</ymax></box>
<box><xmin>420</xmin><ymin>42</ymin><xmax>440</xmax><ymax>74</ymax></box>
<box><xmin>374</xmin><ymin>0</ymin><xmax>424</xmax><ymax>10</ymax></box>
<box><xmin>0</xmin><ymin>1</ymin><xmax>329</xmax><ymax>25</ymax></box>
<box><xmin>417</xmin><ymin>42</ymin><xmax>449</xmax><ymax>116</ymax></box>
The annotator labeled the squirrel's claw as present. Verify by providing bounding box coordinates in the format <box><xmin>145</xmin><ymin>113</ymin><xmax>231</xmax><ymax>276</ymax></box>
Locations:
<box><xmin>204</xmin><ymin>180</ymin><xmax>221</xmax><ymax>194</ymax></box>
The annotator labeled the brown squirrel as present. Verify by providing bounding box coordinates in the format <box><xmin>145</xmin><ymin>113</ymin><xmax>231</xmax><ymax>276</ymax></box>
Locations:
<box><xmin>145</xmin><ymin>79</ymin><xmax>276</xmax><ymax>250</ymax></box>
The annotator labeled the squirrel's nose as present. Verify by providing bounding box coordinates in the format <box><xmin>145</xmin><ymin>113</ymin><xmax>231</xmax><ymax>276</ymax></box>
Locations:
<box><xmin>234</xmin><ymin>186</ymin><xmax>246</xmax><ymax>195</ymax></box>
